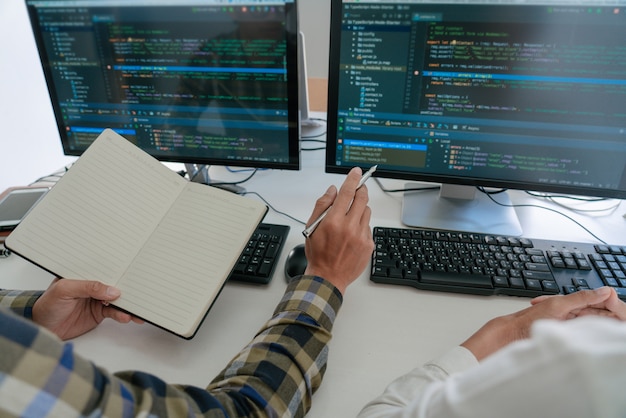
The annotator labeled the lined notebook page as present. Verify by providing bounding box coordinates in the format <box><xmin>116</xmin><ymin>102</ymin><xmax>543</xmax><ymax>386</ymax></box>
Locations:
<box><xmin>7</xmin><ymin>129</ymin><xmax>266</xmax><ymax>337</ymax></box>
<box><xmin>115</xmin><ymin>183</ymin><xmax>266</xmax><ymax>337</ymax></box>
<box><xmin>7</xmin><ymin>130</ymin><xmax>184</xmax><ymax>285</ymax></box>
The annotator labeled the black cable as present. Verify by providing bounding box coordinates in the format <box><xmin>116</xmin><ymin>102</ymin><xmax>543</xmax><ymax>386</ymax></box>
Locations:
<box><xmin>300</xmin><ymin>134</ymin><xmax>327</xmax><ymax>151</ymax></box>
<box><xmin>524</xmin><ymin>190</ymin><xmax>620</xmax><ymax>213</ymax></box>
<box><xmin>187</xmin><ymin>166</ymin><xmax>259</xmax><ymax>187</ymax></box>
<box><xmin>476</xmin><ymin>186</ymin><xmax>508</xmax><ymax>195</ymax></box>
<box><xmin>210</xmin><ymin>168</ymin><xmax>259</xmax><ymax>187</ymax></box>
<box><xmin>374</xmin><ymin>180</ymin><xmax>609</xmax><ymax>243</ymax></box>
<box><xmin>243</xmin><ymin>191</ymin><xmax>306</xmax><ymax>225</ymax></box>
<box><xmin>525</xmin><ymin>190</ymin><xmax>607</xmax><ymax>202</ymax></box>
<box><xmin>226</xmin><ymin>167</ymin><xmax>268</xmax><ymax>174</ymax></box>
<box><xmin>479</xmin><ymin>189</ymin><xmax>608</xmax><ymax>244</ymax></box>
<box><xmin>188</xmin><ymin>166</ymin><xmax>205</xmax><ymax>183</ymax></box>
<box><xmin>300</xmin><ymin>118</ymin><xmax>327</xmax><ymax>140</ymax></box>
<box><xmin>300</xmin><ymin>131</ymin><xmax>327</xmax><ymax>140</ymax></box>
<box><xmin>306</xmin><ymin>117</ymin><xmax>327</xmax><ymax>124</ymax></box>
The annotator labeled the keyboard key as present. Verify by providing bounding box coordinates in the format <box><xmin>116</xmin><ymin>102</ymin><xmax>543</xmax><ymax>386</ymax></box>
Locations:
<box><xmin>525</xmin><ymin>279</ymin><xmax>542</xmax><ymax>291</ymax></box>
<box><xmin>509</xmin><ymin>277</ymin><xmax>525</xmax><ymax>289</ymax></box>
<box><xmin>572</xmin><ymin>278</ymin><xmax>590</xmax><ymax>289</ymax></box>
<box><xmin>522</xmin><ymin>270</ymin><xmax>554</xmax><ymax>281</ymax></box>
<box><xmin>526</xmin><ymin>263</ymin><xmax>551</xmax><ymax>272</ymax></box>
<box><xmin>541</xmin><ymin>280</ymin><xmax>559</xmax><ymax>293</ymax></box>
<box><xmin>419</xmin><ymin>271</ymin><xmax>494</xmax><ymax>289</ymax></box>
<box><xmin>493</xmin><ymin>276</ymin><xmax>509</xmax><ymax>287</ymax></box>
<box><xmin>563</xmin><ymin>285</ymin><xmax>577</xmax><ymax>294</ymax></box>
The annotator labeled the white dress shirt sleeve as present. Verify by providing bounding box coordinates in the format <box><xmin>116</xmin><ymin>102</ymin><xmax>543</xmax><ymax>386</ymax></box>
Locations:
<box><xmin>358</xmin><ymin>316</ymin><xmax>626</xmax><ymax>418</ymax></box>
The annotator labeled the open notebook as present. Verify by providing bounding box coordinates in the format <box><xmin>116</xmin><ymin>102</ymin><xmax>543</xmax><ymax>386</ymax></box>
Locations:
<box><xmin>6</xmin><ymin>129</ymin><xmax>268</xmax><ymax>338</ymax></box>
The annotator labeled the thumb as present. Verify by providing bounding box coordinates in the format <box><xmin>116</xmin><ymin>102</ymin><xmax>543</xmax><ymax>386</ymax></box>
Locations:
<box><xmin>66</xmin><ymin>280</ymin><xmax>121</xmax><ymax>302</ymax></box>
<box><xmin>558</xmin><ymin>287</ymin><xmax>613</xmax><ymax>314</ymax></box>
<box><xmin>572</xmin><ymin>286</ymin><xmax>613</xmax><ymax>307</ymax></box>
<box><xmin>532</xmin><ymin>286</ymin><xmax>612</xmax><ymax>307</ymax></box>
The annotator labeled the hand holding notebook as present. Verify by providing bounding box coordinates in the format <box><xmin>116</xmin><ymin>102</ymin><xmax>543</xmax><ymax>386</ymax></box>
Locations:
<box><xmin>6</xmin><ymin>129</ymin><xmax>267</xmax><ymax>338</ymax></box>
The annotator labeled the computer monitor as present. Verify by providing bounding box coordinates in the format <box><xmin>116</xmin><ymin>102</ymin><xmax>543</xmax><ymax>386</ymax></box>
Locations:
<box><xmin>326</xmin><ymin>0</ymin><xmax>626</xmax><ymax>235</ymax></box>
<box><xmin>25</xmin><ymin>0</ymin><xmax>301</xmax><ymax>189</ymax></box>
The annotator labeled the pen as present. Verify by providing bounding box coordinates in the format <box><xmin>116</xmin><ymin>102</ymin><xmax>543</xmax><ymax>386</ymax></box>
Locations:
<box><xmin>302</xmin><ymin>165</ymin><xmax>377</xmax><ymax>238</ymax></box>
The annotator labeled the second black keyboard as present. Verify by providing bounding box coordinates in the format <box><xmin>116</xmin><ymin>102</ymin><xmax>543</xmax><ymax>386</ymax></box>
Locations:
<box><xmin>372</xmin><ymin>226</ymin><xmax>626</xmax><ymax>300</ymax></box>
<box><xmin>228</xmin><ymin>223</ymin><xmax>290</xmax><ymax>284</ymax></box>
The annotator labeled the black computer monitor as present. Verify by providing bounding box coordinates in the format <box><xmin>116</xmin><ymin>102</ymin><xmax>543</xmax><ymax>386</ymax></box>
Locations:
<box><xmin>326</xmin><ymin>0</ymin><xmax>626</xmax><ymax>235</ymax></box>
<box><xmin>25</xmin><ymin>0</ymin><xmax>300</xmax><ymax>188</ymax></box>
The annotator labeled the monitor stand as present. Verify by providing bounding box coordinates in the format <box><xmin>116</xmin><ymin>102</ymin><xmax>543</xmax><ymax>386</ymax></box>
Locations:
<box><xmin>185</xmin><ymin>163</ymin><xmax>245</xmax><ymax>194</ymax></box>
<box><xmin>402</xmin><ymin>183</ymin><xmax>523</xmax><ymax>236</ymax></box>
<box><xmin>297</xmin><ymin>31</ymin><xmax>327</xmax><ymax>138</ymax></box>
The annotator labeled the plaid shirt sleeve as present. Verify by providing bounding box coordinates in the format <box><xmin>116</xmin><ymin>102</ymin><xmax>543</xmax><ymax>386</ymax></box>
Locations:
<box><xmin>0</xmin><ymin>275</ymin><xmax>343</xmax><ymax>417</ymax></box>
<box><xmin>0</xmin><ymin>289</ymin><xmax>43</xmax><ymax>319</ymax></box>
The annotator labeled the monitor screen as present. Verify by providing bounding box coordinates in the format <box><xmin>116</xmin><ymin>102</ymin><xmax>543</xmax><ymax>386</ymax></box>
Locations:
<box><xmin>326</xmin><ymin>0</ymin><xmax>626</xmax><ymax>235</ymax></box>
<box><xmin>25</xmin><ymin>0</ymin><xmax>300</xmax><ymax>172</ymax></box>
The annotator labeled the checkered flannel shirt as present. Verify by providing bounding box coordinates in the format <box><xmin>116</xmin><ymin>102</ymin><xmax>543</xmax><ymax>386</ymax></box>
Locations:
<box><xmin>0</xmin><ymin>275</ymin><xmax>342</xmax><ymax>417</ymax></box>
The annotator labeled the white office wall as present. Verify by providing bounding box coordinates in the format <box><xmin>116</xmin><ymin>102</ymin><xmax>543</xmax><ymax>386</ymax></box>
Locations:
<box><xmin>298</xmin><ymin>0</ymin><xmax>331</xmax><ymax>78</ymax></box>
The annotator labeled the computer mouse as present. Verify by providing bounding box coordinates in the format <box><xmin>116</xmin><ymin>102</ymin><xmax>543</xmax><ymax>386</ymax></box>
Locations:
<box><xmin>284</xmin><ymin>243</ymin><xmax>308</xmax><ymax>282</ymax></box>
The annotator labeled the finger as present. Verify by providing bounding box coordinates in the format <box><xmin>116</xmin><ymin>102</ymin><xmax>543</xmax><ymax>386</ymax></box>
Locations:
<box><xmin>347</xmin><ymin>183</ymin><xmax>369</xmax><ymax>217</ymax></box>
<box><xmin>599</xmin><ymin>287</ymin><xmax>626</xmax><ymax>320</ymax></box>
<box><xmin>104</xmin><ymin>307</ymin><xmax>133</xmax><ymax>323</ymax></box>
<box><xmin>359</xmin><ymin>205</ymin><xmax>373</xmax><ymax>236</ymax></box>
<box><xmin>340</xmin><ymin>185</ymin><xmax>370</xmax><ymax>237</ymax></box>
<box><xmin>552</xmin><ymin>287</ymin><xmax>613</xmax><ymax>313</ymax></box>
<box><xmin>307</xmin><ymin>185</ymin><xmax>337</xmax><ymax>225</ymax></box>
<box><xmin>530</xmin><ymin>294</ymin><xmax>557</xmax><ymax>305</ymax></box>
<box><xmin>57</xmin><ymin>279</ymin><xmax>122</xmax><ymax>302</ymax></box>
<box><xmin>574</xmin><ymin>307</ymin><xmax>622</xmax><ymax>319</ymax></box>
<box><xmin>103</xmin><ymin>306</ymin><xmax>144</xmax><ymax>324</ymax></box>
<box><xmin>330</xmin><ymin>167</ymin><xmax>363</xmax><ymax>214</ymax></box>
<box><xmin>532</xmin><ymin>286</ymin><xmax>615</xmax><ymax>308</ymax></box>
<box><xmin>87</xmin><ymin>281</ymin><xmax>122</xmax><ymax>302</ymax></box>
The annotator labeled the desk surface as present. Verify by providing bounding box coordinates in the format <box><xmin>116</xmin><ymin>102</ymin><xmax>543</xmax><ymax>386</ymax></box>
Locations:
<box><xmin>1</xmin><ymin>2</ymin><xmax>626</xmax><ymax>416</ymax></box>
<box><xmin>2</xmin><ymin>156</ymin><xmax>625</xmax><ymax>417</ymax></box>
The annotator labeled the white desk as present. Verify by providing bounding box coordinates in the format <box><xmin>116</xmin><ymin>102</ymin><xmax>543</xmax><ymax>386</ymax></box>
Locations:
<box><xmin>2</xmin><ymin>157</ymin><xmax>625</xmax><ymax>417</ymax></box>
<box><xmin>1</xmin><ymin>2</ymin><xmax>626</xmax><ymax>416</ymax></box>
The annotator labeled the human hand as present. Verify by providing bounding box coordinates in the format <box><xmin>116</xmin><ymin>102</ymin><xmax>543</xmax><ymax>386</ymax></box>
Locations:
<box><xmin>461</xmin><ymin>287</ymin><xmax>624</xmax><ymax>361</ymax></box>
<box><xmin>33</xmin><ymin>278</ymin><xmax>143</xmax><ymax>340</ymax></box>
<box><xmin>303</xmin><ymin>167</ymin><xmax>374</xmax><ymax>294</ymax></box>
<box><xmin>531</xmin><ymin>286</ymin><xmax>626</xmax><ymax>320</ymax></box>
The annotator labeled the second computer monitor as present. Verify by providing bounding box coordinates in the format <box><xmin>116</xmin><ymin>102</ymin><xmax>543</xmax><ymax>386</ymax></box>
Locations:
<box><xmin>26</xmin><ymin>0</ymin><xmax>301</xmax><ymax>171</ymax></box>
<box><xmin>326</xmin><ymin>0</ymin><xmax>626</xmax><ymax>235</ymax></box>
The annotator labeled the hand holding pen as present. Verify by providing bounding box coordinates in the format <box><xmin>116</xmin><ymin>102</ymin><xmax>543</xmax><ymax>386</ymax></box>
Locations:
<box><xmin>301</xmin><ymin>166</ymin><xmax>375</xmax><ymax>294</ymax></box>
<box><xmin>303</xmin><ymin>165</ymin><xmax>377</xmax><ymax>238</ymax></box>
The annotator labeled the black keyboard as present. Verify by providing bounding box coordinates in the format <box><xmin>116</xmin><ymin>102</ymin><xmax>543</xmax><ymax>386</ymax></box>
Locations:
<box><xmin>228</xmin><ymin>223</ymin><xmax>290</xmax><ymax>284</ymax></box>
<box><xmin>372</xmin><ymin>226</ymin><xmax>626</xmax><ymax>300</ymax></box>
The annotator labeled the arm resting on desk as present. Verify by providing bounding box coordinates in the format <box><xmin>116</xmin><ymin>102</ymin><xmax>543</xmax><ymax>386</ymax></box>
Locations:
<box><xmin>358</xmin><ymin>317</ymin><xmax>626</xmax><ymax>418</ymax></box>
<box><xmin>0</xmin><ymin>276</ymin><xmax>342</xmax><ymax>418</ymax></box>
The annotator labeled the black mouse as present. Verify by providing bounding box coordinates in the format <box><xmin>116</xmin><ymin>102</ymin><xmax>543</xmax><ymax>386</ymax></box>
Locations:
<box><xmin>284</xmin><ymin>243</ymin><xmax>308</xmax><ymax>282</ymax></box>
